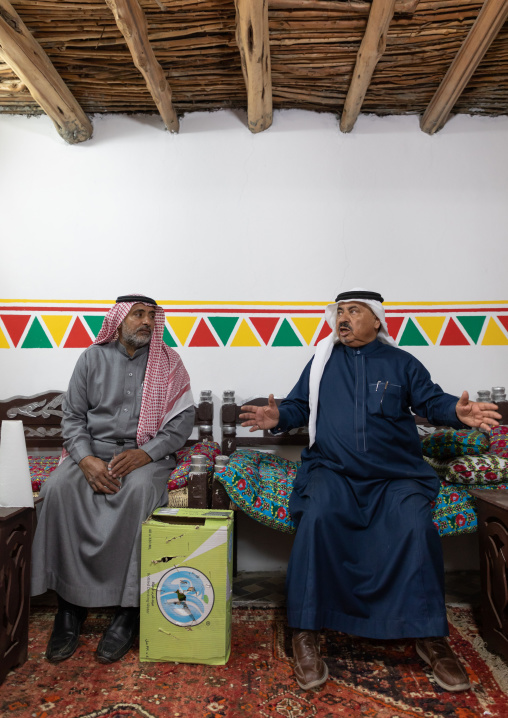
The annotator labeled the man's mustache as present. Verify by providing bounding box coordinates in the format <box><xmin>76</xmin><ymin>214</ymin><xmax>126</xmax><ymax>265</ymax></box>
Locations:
<box><xmin>339</xmin><ymin>322</ymin><xmax>352</xmax><ymax>330</ymax></box>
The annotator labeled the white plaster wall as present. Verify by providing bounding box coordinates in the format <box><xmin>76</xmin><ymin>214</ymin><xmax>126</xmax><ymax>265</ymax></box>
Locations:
<box><xmin>1</xmin><ymin>109</ymin><xmax>507</xmax><ymax>570</ymax></box>
<box><xmin>1</xmin><ymin>110</ymin><xmax>507</xmax><ymax>400</ymax></box>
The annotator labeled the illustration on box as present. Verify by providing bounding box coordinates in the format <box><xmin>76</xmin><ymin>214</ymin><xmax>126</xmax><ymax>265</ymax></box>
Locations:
<box><xmin>157</xmin><ymin>567</ymin><xmax>214</xmax><ymax>626</ymax></box>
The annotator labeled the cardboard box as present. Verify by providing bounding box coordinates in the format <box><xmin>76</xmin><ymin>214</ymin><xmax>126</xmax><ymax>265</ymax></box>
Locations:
<box><xmin>140</xmin><ymin>507</ymin><xmax>234</xmax><ymax>664</ymax></box>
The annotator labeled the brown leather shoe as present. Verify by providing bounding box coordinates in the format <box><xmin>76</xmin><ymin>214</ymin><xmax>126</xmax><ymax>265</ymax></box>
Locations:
<box><xmin>292</xmin><ymin>630</ymin><xmax>328</xmax><ymax>690</ymax></box>
<box><xmin>416</xmin><ymin>637</ymin><xmax>471</xmax><ymax>692</ymax></box>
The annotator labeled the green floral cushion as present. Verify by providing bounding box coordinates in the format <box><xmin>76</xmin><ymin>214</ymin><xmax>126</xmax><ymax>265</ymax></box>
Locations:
<box><xmin>421</xmin><ymin>429</ymin><xmax>488</xmax><ymax>459</ymax></box>
<box><xmin>217</xmin><ymin>450</ymin><xmax>506</xmax><ymax>537</ymax></box>
<box><xmin>425</xmin><ymin>454</ymin><xmax>508</xmax><ymax>485</ymax></box>
<box><xmin>216</xmin><ymin>450</ymin><xmax>297</xmax><ymax>533</ymax></box>
<box><xmin>431</xmin><ymin>481</ymin><xmax>508</xmax><ymax>536</ymax></box>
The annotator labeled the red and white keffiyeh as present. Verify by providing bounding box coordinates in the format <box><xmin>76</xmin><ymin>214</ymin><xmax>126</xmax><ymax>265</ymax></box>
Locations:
<box><xmin>93</xmin><ymin>298</ymin><xmax>193</xmax><ymax>447</ymax></box>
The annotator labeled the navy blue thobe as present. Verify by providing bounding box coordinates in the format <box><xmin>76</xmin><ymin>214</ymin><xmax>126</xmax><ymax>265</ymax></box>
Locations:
<box><xmin>275</xmin><ymin>338</ymin><xmax>463</xmax><ymax>639</ymax></box>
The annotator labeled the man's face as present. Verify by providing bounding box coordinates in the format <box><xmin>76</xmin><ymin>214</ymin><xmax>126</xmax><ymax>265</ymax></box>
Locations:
<box><xmin>335</xmin><ymin>301</ymin><xmax>380</xmax><ymax>347</ymax></box>
<box><xmin>118</xmin><ymin>303</ymin><xmax>156</xmax><ymax>352</ymax></box>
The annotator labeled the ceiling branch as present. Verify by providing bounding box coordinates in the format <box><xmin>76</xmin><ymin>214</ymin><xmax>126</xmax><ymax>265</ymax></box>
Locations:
<box><xmin>339</xmin><ymin>0</ymin><xmax>397</xmax><ymax>133</ymax></box>
<box><xmin>105</xmin><ymin>0</ymin><xmax>179</xmax><ymax>132</ymax></box>
<box><xmin>235</xmin><ymin>0</ymin><xmax>273</xmax><ymax>133</ymax></box>
<box><xmin>421</xmin><ymin>0</ymin><xmax>508</xmax><ymax>134</ymax></box>
<box><xmin>270</xmin><ymin>0</ymin><xmax>418</xmax><ymax>14</ymax></box>
<box><xmin>0</xmin><ymin>0</ymin><xmax>92</xmax><ymax>144</ymax></box>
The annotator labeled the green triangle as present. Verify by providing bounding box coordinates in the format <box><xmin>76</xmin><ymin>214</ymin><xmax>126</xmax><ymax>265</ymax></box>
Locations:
<box><xmin>84</xmin><ymin>315</ymin><xmax>106</xmax><ymax>338</ymax></box>
<box><xmin>163</xmin><ymin>325</ymin><xmax>177</xmax><ymax>347</ymax></box>
<box><xmin>208</xmin><ymin>317</ymin><xmax>239</xmax><ymax>346</ymax></box>
<box><xmin>272</xmin><ymin>319</ymin><xmax>303</xmax><ymax>347</ymax></box>
<box><xmin>399</xmin><ymin>318</ymin><xmax>429</xmax><ymax>346</ymax></box>
<box><xmin>21</xmin><ymin>317</ymin><xmax>53</xmax><ymax>348</ymax></box>
<box><xmin>457</xmin><ymin>316</ymin><xmax>486</xmax><ymax>345</ymax></box>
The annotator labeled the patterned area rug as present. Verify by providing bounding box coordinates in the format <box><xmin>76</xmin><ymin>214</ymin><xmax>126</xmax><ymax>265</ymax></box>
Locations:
<box><xmin>1</xmin><ymin>606</ymin><xmax>507</xmax><ymax>717</ymax></box>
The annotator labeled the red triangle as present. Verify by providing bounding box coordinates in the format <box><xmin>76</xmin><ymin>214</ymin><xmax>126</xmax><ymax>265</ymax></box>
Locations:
<box><xmin>1</xmin><ymin>314</ymin><xmax>31</xmax><ymax>347</ymax></box>
<box><xmin>386</xmin><ymin>316</ymin><xmax>404</xmax><ymax>341</ymax></box>
<box><xmin>63</xmin><ymin>317</ymin><xmax>93</xmax><ymax>348</ymax></box>
<box><xmin>440</xmin><ymin>318</ymin><xmax>470</xmax><ymax>346</ymax></box>
<box><xmin>250</xmin><ymin>317</ymin><xmax>279</xmax><ymax>345</ymax></box>
<box><xmin>498</xmin><ymin>316</ymin><xmax>508</xmax><ymax>333</ymax></box>
<box><xmin>188</xmin><ymin>319</ymin><xmax>220</xmax><ymax>347</ymax></box>
<box><xmin>313</xmin><ymin>320</ymin><xmax>332</xmax><ymax>345</ymax></box>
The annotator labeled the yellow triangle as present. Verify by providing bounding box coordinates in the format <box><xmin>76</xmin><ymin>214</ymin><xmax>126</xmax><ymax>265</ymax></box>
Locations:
<box><xmin>230</xmin><ymin>319</ymin><xmax>261</xmax><ymax>347</ymax></box>
<box><xmin>42</xmin><ymin>315</ymin><xmax>72</xmax><ymax>347</ymax></box>
<box><xmin>0</xmin><ymin>325</ymin><xmax>9</xmax><ymax>348</ymax></box>
<box><xmin>166</xmin><ymin>316</ymin><xmax>197</xmax><ymax>346</ymax></box>
<box><xmin>292</xmin><ymin>317</ymin><xmax>321</xmax><ymax>345</ymax></box>
<box><xmin>481</xmin><ymin>317</ymin><xmax>508</xmax><ymax>345</ymax></box>
<box><xmin>415</xmin><ymin>316</ymin><xmax>446</xmax><ymax>345</ymax></box>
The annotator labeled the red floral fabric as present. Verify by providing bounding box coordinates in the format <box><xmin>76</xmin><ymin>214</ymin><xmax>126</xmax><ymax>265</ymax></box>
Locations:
<box><xmin>489</xmin><ymin>425</ymin><xmax>508</xmax><ymax>458</ymax></box>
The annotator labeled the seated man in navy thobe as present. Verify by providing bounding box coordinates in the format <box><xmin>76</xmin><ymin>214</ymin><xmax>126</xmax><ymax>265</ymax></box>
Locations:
<box><xmin>240</xmin><ymin>288</ymin><xmax>500</xmax><ymax>693</ymax></box>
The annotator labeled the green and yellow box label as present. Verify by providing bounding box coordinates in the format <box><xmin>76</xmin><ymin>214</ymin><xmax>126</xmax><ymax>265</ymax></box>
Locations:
<box><xmin>140</xmin><ymin>508</ymin><xmax>234</xmax><ymax>664</ymax></box>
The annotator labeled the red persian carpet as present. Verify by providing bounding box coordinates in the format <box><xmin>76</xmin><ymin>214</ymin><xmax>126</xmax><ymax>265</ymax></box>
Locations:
<box><xmin>1</xmin><ymin>606</ymin><xmax>507</xmax><ymax>718</ymax></box>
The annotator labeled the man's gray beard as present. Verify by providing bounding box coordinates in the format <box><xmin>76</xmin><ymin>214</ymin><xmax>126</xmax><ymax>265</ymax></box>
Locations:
<box><xmin>121</xmin><ymin>326</ymin><xmax>152</xmax><ymax>349</ymax></box>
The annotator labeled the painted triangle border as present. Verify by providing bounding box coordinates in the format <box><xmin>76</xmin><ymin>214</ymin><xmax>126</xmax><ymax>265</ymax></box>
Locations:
<box><xmin>0</xmin><ymin>305</ymin><xmax>507</xmax><ymax>349</ymax></box>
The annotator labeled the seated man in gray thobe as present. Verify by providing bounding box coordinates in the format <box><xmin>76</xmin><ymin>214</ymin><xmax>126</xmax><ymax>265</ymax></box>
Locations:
<box><xmin>31</xmin><ymin>294</ymin><xmax>195</xmax><ymax>664</ymax></box>
<box><xmin>240</xmin><ymin>288</ymin><xmax>500</xmax><ymax>693</ymax></box>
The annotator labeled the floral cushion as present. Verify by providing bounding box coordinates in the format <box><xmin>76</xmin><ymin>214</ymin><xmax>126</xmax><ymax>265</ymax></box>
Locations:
<box><xmin>28</xmin><ymin>455</ymin><xmax>59</xmax><ymax>492</ymax></box>
<box><xmin>421</xmin><ymin>429</ymin><xmax>488</xmax><ymax>459</ymax></box>
<box><xmin>431</xmin><ymin>481</ymin><xmax>508</xmax><ymax>536</ymax></box>
<box><xmin>216</xmin><ymin>450</ymin><xmax>297</xmax><ymax>533</ymax></box>
<box><xmin>215</xmin><ymin>450</ymin><xmax>508</xmax><ymax>538</ymax></box>
<box><xmin>489</xmin><ymin>426</ymin><xmax>508</xmax><ymax>458</ymax></box>
<box><xmin>425</xmin><ymin>453</ymin><xmax>508</xmax><ymax>485</ymax></box>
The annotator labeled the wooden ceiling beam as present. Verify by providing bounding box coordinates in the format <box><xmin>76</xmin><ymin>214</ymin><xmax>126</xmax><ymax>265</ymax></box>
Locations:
<box><xmin>105</xmin><ymin>0</ymin><xmax>179</xmax><ymax>132</ymax></box>
<box><xmin>340</xmin><ymin>0</ymin><xmax>397</xmax><ymax>133</ymax></box>
<box><xmin>0</xmin><ymin>0</ymin><xmax>92</xmax><ymax>144</ymax></box>
<box><xmin>270</xmin><ymin>0</ymin><xmax>418</xmax><ymax>14</ymax></box>
<box><xmin>421</xmin><ymin>0</ymin><xmax>508</xmax><ymax>134</ymax></box>
<box><xmin>235</xmin><ymin>0</ymin><xmax>273</xmax><ymax>133</ymax></box>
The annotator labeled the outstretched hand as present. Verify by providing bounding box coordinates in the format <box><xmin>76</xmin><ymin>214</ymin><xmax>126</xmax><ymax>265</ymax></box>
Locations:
<box><xmin>239</xmin><ymin>394</ymin><xmax>280</xmax><ymax>433</ymax></box>
<box><xmin>455</xmin><ymin>391</ymin><xmax>501</xmax><ymax>432</ymax></box>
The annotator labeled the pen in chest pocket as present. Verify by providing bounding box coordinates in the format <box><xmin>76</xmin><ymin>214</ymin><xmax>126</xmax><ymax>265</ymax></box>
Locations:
<box><xmin>376</xmin><ymin>381</ymin><xmax>389</xmax><ymax>416</ymax></box>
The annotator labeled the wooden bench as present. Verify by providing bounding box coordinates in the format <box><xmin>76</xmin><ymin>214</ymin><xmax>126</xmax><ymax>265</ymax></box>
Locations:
<box><xmin>0</xmin><ymin>390</ymin><xmax>214</xmax><ymax>450</ymax></box>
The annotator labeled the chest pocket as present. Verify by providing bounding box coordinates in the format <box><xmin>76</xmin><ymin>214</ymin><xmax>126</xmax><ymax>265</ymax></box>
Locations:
<box><xmin>367</xmin><ymin>382</ymin><xmax>402</xmax><ymax>420</ymax></box>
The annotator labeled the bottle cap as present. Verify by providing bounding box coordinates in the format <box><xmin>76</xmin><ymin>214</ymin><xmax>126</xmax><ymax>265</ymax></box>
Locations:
<box><xmin>190</xmin><ymin>454</ymin><xmax>208</xmax><ymax>469</ymax></box>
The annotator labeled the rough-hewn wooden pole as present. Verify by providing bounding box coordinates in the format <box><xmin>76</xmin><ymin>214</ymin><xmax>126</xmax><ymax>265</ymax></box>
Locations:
<box><xmin>270</xmin><ymin>0</ymin><xmax>418</xmax><ymax>13</ymax></box>
<box><xmin>0</xmin><ymin>0</ymin><xmax>92</xmax><ymax>144</ymax></box>
<box><xmin>235</xmin><ymin>0</ymin><xmax>273</xmax><ymax>133</ymax></box>
<box><xmin>421</xmin><ymin>0</ymin><xmax>508</xmax><ymax>134</ymax></box>
<box><xmin>106</xmin><ymin>0</ymin><xmax>179</xmax><ymax>133</ymax></box>
<box><xmin>340</xmin><ymin>0</ymin><xmax>397</xmax><ymax>133</ymax></box>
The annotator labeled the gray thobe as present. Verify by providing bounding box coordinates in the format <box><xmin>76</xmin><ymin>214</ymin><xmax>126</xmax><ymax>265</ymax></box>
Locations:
<box><xmin>31</xmin><ymin>341</ymin><xmax>195</xmax><ymax>607</ymax></box>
